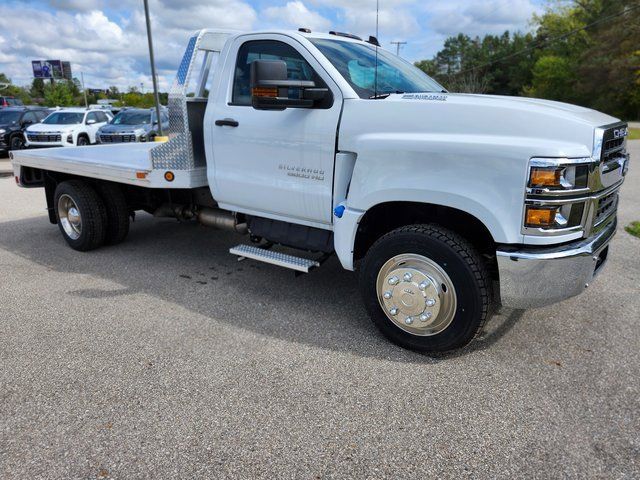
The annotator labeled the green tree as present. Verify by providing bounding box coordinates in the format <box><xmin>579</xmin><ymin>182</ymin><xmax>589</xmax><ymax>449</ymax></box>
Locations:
<box><xmin>525</xmin><ymin>55</ymin><xmax>575</xmax><ymax>100</ymax></box>
<box><xmin>0</xmin><ymin>73</ymin><xmax>32</xmax><ymax>104</ymax></box>
<box><xmin>414</xmin><ymin>0</ymin><xmax>640</xmax><ymax>119</ymax></box>
<box><xmin>43</xmin><ymin>81</ymin><xmax>74</xmax><ymax>106</ymax></box>
<box><xmin>30</xmin><ymin>78</ymin><xmax>46</xmax><ymax>99</ymax></box>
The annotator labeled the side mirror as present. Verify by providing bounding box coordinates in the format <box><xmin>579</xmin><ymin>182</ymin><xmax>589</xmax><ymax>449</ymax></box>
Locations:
<box><xmin>86</xmin><ymin>119</ymin><xmax>96</xmax><ymax>125</ymax></box>
<box><xmin>22</xmin><ymin>120</ymin><xmax>33</xmax><ymax>127</ymax></box>
<box><xmin>250</xmin><ymin>59</ymin><xmax>328</xmax><ymax>110</ymax></box>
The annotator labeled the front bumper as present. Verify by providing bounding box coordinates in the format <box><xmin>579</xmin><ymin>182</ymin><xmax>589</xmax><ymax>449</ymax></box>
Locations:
<box><xmin>496</xmin><ymin>218</ymin><xmax>616</xmax><ymax>309</ymax></box>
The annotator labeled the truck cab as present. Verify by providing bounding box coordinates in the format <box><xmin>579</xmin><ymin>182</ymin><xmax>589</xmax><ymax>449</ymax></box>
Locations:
<box><xmin>10</xmin><ymin>29</ymin><xmax>630</xmax><ymax>353</ymax></box>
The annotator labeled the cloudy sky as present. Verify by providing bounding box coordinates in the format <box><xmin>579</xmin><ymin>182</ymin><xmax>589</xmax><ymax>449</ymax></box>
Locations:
<box><xmin>0</xmin><ymin>0</ymin><xmax>546</xmax><ymax>90</ymax></box>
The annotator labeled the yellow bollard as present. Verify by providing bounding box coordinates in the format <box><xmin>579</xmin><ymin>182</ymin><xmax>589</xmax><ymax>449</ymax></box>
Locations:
<box><xmin>154</xmin><ymin>136</ymin><xmax>169</xmax><ymax>143</ymax></box>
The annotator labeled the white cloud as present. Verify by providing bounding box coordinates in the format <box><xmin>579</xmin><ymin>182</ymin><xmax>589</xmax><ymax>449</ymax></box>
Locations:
<box><xmin>0</xmin><ymin>0</ymin><xmax>257</xmax><ymax>90</ymax></box>
<box><xmin>0</xmin><ymin>0</ymin><xmax>542</xmax><ymax>90</ymax></box>
<box><xmin>264</xmin><ymin>1</ymin><xmax>331</xmax><ymax>31</ymax></box>
<box><xmin>47</xmin><ymin>0</ymin><xmax>103</xmax><ymax>11</ymax></box>
<box><xmin>425</xmin><ymin>0</ymin><xmax>540</xmax><ymax>37</ymax></box>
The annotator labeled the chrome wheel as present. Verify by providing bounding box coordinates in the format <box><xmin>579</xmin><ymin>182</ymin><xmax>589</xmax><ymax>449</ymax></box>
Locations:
<box><xmin>376</xmin><ymin>253</ymin><xmax>457</xmax><ymax>336</ymax></box>
<box><xmin>58</xmin><ymin>194</ymin><xmax>82</xmax><ymax>240</ymax></box>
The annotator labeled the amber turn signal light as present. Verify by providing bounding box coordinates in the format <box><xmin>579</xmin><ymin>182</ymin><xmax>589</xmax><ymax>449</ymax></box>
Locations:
<box><xmin>529</xmin><ymin>167</ymin><xmax>562</xmax><ymax>188</ymax></box>
<box><xmin>525</xmin><ymin>206</ymin><xmax>557</xmax><ymax>228</ymax></box>
<box><xmin>251</xmin><ymin>87</ymin><xmax>278</xmax><ymax>98</ymax></box>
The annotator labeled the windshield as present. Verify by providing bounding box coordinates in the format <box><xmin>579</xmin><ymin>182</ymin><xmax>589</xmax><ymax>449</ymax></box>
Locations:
<box><xmin>0</xmin><ymin>111</ymin><xmax>21</xmax><ymax>124</ymax></box>
<box><xmin>112</xmin><ymin>111</ymin><xmax>151</xmax><ymax>125</ymax></box>
<box><xmin>310</xmin><ymin>39</ymin><xmax>445</xmax><ymax>99</ymax></box>
<box><xmin>43</xmin><ymin>112</ymin><xmax>84</xmax><ymax>125</ymax></box>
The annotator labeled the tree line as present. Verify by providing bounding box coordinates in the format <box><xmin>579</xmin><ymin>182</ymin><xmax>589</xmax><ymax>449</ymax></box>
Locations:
<box><xmin>415</xmin><ymin>0</ymin><xmax>639</xmax><ymax>119</ymax></box>
<box><xmin>0</xmin><ymin>73</ymin><xmax>167</xmax><ymax>108</ymax></box>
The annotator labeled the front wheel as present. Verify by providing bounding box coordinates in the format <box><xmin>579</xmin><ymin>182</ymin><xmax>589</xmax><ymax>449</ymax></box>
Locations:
<box><xmin>77</xmin><ymin>135</ymin><xmax>89</xmax><ymax>146</ymax></box>
<box><xmin>9</xmin><ymin>135</ymin><xmax>24</xmax><ymax>151</ymax></box>
<box><xmin>359</xmin><ymin>224</ymin><xmax>492</xmax><ymax>353</ymax></box>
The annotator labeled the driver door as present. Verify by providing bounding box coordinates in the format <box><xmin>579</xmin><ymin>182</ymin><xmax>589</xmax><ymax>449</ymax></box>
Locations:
<box><xmin>209</xmin><ymin>36</ymin><xmax>343</xmax><ymax>226</ymax></box>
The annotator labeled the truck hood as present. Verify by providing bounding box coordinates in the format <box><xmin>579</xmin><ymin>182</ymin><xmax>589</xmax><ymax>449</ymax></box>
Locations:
<box><xmin>26</xmin><ymin>123</ymin><xmax>79</xmax><ymax>134</ymax></box>
<box><xmin>348</xmin><ymin>92</ymin><xmax>621</xmax><ymax>158</ymax></box>
<box><xmin>99</xmin><ymin>123</ymin><xmax>150</xmax><ymax>134</ymax></box>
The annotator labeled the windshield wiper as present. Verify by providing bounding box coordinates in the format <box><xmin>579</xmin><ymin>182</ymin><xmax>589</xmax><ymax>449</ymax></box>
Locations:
<box><xmin>369</xmin><ymin>90</ymin><xmax>404</xmax><ymax>99</ymax></box>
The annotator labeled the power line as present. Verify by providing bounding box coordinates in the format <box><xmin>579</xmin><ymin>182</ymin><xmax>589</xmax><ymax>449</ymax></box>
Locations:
<box><xmin>450</xmin><ymin>3</ymin><xmax>640</xmax><ymax>78</ymax></box>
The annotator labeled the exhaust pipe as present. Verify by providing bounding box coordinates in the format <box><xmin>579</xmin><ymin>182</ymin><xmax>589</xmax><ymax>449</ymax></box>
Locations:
<box><xmin>197</xmin><ymin>208</ymin><xmax>248</xmax><ymax>234</ymax></box>
<box><xmin>153</xmin><ymin>204</ymin><xmax>247</xmax><ymax>234</ymax></box>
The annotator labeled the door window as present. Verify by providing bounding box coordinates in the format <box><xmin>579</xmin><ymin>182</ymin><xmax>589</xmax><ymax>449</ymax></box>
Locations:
<box><xmin>232</xmin><ymin>40</ymin><xmax>328</xmax><ymax>107</ymax></box>
<box><xmin>86</xmin><ymin>112</ymin><xmax>99</xmax><ymax>124</ymax></box>
<box><xmin>22</xmin><ymin>111</ymin><xmax>38</xmax><ymax>124</ymax></box>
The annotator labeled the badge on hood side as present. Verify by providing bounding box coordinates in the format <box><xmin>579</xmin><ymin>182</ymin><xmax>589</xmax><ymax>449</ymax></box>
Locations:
<box><xmin>401</xmin><ymin>93</ymin><xmax>447</xmax><ymax>101</ymax></box>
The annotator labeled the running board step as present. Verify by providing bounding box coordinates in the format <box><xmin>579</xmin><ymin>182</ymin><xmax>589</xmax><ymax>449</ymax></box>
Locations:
<box><xmin>229</xmin><ymin>244</ymin><xmax>321</xmax><ymax>273</ymax></box>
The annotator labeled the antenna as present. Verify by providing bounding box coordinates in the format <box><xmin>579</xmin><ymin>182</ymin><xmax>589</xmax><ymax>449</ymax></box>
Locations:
<box><xmin>374</xmin><ymin>0</ymin><xmax>379</xmax><ymax>98</ymax></box>
<box><xmin>390</xmin><ymin>40</ymin><xmax>407</xmax><ymax>57</ymax></box>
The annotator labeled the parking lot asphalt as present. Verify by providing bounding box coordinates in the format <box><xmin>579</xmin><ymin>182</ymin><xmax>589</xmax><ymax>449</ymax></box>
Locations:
<box><xmin>1</xmin><ymin>143</ymin><xmax>639</xmax><ymax>479</ymax></box>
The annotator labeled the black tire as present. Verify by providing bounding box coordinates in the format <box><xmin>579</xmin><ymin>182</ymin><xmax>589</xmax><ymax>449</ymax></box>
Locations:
<box><xmin>54</xmin><ymin>180</ymin><xmax>107</xmax><ymax>251</ymax></box>
<box><xmin>359</xmin><ymin>224</ymin><xmax>491</xmax><ymax>353</ymax></box>
<box><xmin>9</xmin><ymin>135</ymin><xmax>24</xmax><ymax>151</ymax></box>
<box><xmin>77</xmin><ymin>135</ymin><xmax>89</xmax><ymax>146</ymax></box>
<box><xmin>94</xmin><ymin>182</ymin><xmax>130</xmax><ymax>245</ymax></box>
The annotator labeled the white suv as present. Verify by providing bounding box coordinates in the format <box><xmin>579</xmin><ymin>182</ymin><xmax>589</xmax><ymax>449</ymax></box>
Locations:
<box><xmin>25</xmin><ymin>108</ymin><xmax>112</xmax><ymax>148</ymax></box>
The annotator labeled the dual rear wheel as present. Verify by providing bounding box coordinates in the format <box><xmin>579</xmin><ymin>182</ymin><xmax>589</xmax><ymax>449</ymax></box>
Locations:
<box><xmin>54</xmin><ymin>180</ymin><xmax>129</xmax><ymax>251</ymax></box>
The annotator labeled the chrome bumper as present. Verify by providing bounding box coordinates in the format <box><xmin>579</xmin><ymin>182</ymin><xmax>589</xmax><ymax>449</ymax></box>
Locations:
<box><xmin>496</xmin><ymin>218</ymin><xmax>616</xmax><ymax>309</ymax></box>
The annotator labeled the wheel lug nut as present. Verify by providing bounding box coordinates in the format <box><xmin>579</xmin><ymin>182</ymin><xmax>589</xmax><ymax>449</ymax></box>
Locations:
<box><xmin>420</xmin><ymin>312</ymin><xmax>432</xmax><ymax>322</ymax></box>
<box><xmin>403</xmin><ymin>272</ymin><xmax>413</xmax><ymax>282</ymax></box>
<box><xmin>426</xmin><ymin>298</ymin><xmax>436</xmax><ymax>307</ymax></box>
<box><xmin>404</xmin><ymin>317</ymin><xmax>413</xmax><ymax>325</ymax></box>
<box><xmin>383</xmin><ymin>291</ymin><xmax>392</xmax><ymax>299</ymax></box>
<box><xmin>390</xmin><ymin>307</ymin><xmax>398</xmax><ymax>316</ymax></box>
<box><xmin>419</xmin><ymin>280</ymin><xmax>430</xmax><ymax>290</ymax></box>
<box><xmin>388</xmin><ymin>276</ymin><xmax>399</xmax><ymax>285</ymax></box>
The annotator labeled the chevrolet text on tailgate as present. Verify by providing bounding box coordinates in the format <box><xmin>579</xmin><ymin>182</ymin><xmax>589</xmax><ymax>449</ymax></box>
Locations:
<box><xmin>10</xmin><ymin>29</ymin><xmax>630</xmax><ymax>353</ymax></box>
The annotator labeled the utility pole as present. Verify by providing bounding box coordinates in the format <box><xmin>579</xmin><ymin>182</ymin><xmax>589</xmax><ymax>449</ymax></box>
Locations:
<box><xmin>390</xmin><ymin>40</ymin><xmax>407</xmax><ymax>56</ymax></box>
<box><xmin>143</xmin><ymin>0</ymin><xmax>164</xmax><ymax>138</ymax></box>
<box><xmin>80</xmin><ymin>72</ymin><xmax>88</xmax><ymax>108</ymax></box>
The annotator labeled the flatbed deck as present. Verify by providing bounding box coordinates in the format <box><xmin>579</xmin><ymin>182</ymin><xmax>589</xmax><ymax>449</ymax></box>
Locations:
<box><xmin>10</xmin><ymin>143</ymin><xmax>208</xmax><ymax>189</ymax></box>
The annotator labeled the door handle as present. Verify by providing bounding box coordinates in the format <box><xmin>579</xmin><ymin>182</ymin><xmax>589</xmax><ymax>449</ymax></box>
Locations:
<box><xmin>215</xmin><ymin>118</ymin><xmax>239</xmax><ymax>127</ymax></box>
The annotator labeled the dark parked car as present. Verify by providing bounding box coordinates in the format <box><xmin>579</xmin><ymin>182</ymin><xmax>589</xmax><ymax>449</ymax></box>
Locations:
<box><xmin>0</xmin><ymin>96</ymin><xmax>24</xmax><ymax>107</ymax></box>
<box><xmin>0</xmin><ymin>107</ymin><xmax>49</xmax><ymax>154</ymax></box>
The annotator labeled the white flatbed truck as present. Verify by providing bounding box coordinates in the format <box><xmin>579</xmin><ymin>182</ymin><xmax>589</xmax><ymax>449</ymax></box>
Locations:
<box><xmin>11</xmin><ymin>29</ymin><xmax>630</xmax><ymax>352</ymax></box>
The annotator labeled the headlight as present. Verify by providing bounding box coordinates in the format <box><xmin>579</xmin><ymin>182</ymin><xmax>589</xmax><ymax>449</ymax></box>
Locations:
<box><xmin>528</xmin><ymin>163</ymin><xmax>589</xmax><ymax>192</ymax></box>
<box><xmin>524</xmin><ymin>157</ymin><xmax>594</xmax><ymax>236</ymax></box>
<box><xmin>0</xmin><ymin>129</ymin><xmax>5</xmax><ymax>134</ymax></box>
<box><xmin>67</xmin><ymin>134</ymin><xmax>73</xmax><ymax>143</ymax></box>
<box><xmin>525</xmin><ymin>202</ymin><xmax>586</xmax><ymax>230</ymax></box>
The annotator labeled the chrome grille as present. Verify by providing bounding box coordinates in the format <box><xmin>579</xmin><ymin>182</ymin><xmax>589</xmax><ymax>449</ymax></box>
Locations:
<box><xmin>100</xmin><ymin>134</ymin><xmax>137</xmax><ymax>143</ymax></box>
<box><xmin>594</xmin><ymin>191</ymin><xmax>618</xmax><ymax>226</ymax></box>
<box><xmin>27</xmin><ymin>133</ymin><xmax>61</xmax><ymax>142</ymax></box>
<box><xmin>601</xmin><ymin>124</ymin><xmax>627</xmax><ymax>164</ymax></box>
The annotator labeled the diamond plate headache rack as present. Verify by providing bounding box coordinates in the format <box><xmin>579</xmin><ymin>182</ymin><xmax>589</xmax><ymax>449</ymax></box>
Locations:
<box><xmin>150</xmin><ymin>29</ymin><xmax>238</xmax><ymax>171</ymax></box>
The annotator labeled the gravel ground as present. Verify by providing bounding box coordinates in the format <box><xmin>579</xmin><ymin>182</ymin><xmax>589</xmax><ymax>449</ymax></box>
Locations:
<box><xmin>0</xmin><ymin>143</ymin><xmax>638</xmax><ymax>479</ymax></box>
